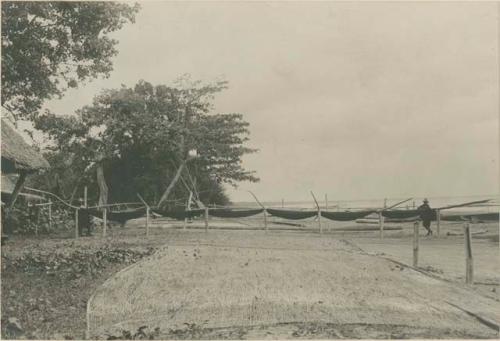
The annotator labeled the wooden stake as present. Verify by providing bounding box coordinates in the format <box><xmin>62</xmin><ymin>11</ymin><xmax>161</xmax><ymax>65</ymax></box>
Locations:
<box><xmin>204</xmin><ymin>207</ymin><xmax>209</xmax><ymax>232</ymax></box>
<box><xmin>318</xmin><ymin>209</ymin><xmax>322</xmax><ymax>234</ymax></box>
<box><xmin>75</xmin><ymin>208</ymin><xmax>79</xmax><ymax>239</ymax></box>
<box><xmin>413</xmin><ymin>221</ymin><xmax>419</xmax><ymax>267</ymax></box>
<box><xmin>464</xmin><ymin>223</ymin><xmax>473</xmax><ymax>285</ymax></box>
<box><xmin>379</xmin><ymin>212</ymin><xmax>385</xmax><ymax>239</ymax></box>
<box><xmin>145</xmin><ymin>207</ymin><xmax>149</xmax><ymax>237</ymax></box>
<box><xmin>184</xmin><ymin>191</ymin><xmax>193</xmax><ymax>230</ymax></box>
<box><xmin>436</xmin><ymin>209</ymin><xmax>441</xmax><ymax>237</ymax></box>
<box><xmin>248</xmin><ymin>191</ymin><xmax>267</xmax><ymax>231</ymax></box>
<box><xmin>103</xmin><ymin>208</ymin><xmax>107</xmax><ymax>237</ymax></box>
<box><xmin>36</xmin><ymin>202</ymin><xmax>40</xmax><ymax>235</ymax></box>
<box><xmin>48</xmin><ymin>201</ymin><xmax>52</xmax><ymax>232</ymax></box>
<box><xmin>84</xmin><ymin>186</ymin><xmax>88</xmax><ymax>208</ymax></box>
<box><xmin>310</xmin><ymin>191</ymin><xmax>322</xmax><ymax>234</ymax></box>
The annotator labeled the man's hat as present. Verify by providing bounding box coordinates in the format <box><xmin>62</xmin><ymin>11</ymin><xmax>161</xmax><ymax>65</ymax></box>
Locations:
<box><xmin>423</xmin><ymin>198</ymin><xmax>429</xmax><ymax>203</ymax></box>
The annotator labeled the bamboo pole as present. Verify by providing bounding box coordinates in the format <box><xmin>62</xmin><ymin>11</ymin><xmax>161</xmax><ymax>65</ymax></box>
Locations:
<box><xmin>34</xmin><ymin>202</ymin><xmax>53</xmax><ymax>206</ymax></box>
<box><xmin>247</xmin><ymin>191</ymin><xmax>266</xmax><ymax>230</ymax></box>
<box><xmin>75</xmin><ymin>208</ymin><xmax>79</xmax><ymax>239</ymax></box>
<box><xmin>318</xmin><ymin>209</ymin><xmax>322</xmax><ymax>234</ymax></box>
<box><xmin>184</xmin><ymin>191</ymin><xmax>193</xmax><ymax>230</ymax></box>
<box><xmin>145</xmin><ymin>207</ymin><xmax>150</xmax><ymax>237</ymax></box>
<box><xmin>48</xmin><ymin>201</ymin><xmax>52</xmax><ymax>231</ymax></box>
<box><xmin>310</xmin><ymin>191</ymin><xmax>322</xmax><ymax>234</ymax></box>
<box><xmin>385</xmin><ymin>197</ymin><xmax>413</xmax><ymax>211</ymax></box>
<box><xmin>204</xmin><ymin>207</ymin><xmax>209</xmax><ymax>232</ymax></box>
<box><xmin>36</xmin><ymin>201</ymin><xmax>40</xmax><ymax>236</ymax></box>
<box><xmin>379</xmin><ymin>212</ymin><xmax>385</xmax><ymax>239</ymax></box>
<box><xmin>103</xmin><ymin>208</ymin><xmax>107</xmax><ymax>237</ymax></box>
<box><xmin>413</xmin><ymin>221</ymin><xmax>419</xmax><ymax>267</ymax></box>
<box><xmin>464</xmin><ymin>223</ymin><xmax>473</xmax><ymax>285</ymax></box>
<box><xmin>436</xmin><ymin>209</ymin><xmax>441</xmax><ymax>237</ymax></box>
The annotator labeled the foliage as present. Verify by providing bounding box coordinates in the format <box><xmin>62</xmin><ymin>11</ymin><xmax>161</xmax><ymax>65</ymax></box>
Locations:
<box><xmin>2</xmin><ymin>246</ymin><xmax>155</xmax><ymax>281</ymax></box>
<box><xmin>33</xmin><ymin>79</ymin><xmax>258</xmax><ymax>206</ymax></box>
<box><xmin>1</xmin><ymin>1</ymin><xmax>140</xmax><ymax>120</ymax></box>
<box><xmin>2</xmin><ymin>239</ymin><xmax>159</xmax><ymax>340</ymax></box>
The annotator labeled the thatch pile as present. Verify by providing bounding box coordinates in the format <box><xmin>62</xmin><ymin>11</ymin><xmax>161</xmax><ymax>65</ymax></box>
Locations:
<box><xmin>1</xmin><ymin>119</ymin><xmax>49</xmax><ymax>173</ymax></box>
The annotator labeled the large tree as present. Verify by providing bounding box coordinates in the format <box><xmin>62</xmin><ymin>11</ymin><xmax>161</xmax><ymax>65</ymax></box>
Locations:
<box><xmin>33</xmin><ymin>80</ymin><xmax>259</xmax><ymax>207</ymax></box>
<box><xmin>1</xmin><ymin>1</ymin><xmax>140</xmax><ymax>120</ymax></box>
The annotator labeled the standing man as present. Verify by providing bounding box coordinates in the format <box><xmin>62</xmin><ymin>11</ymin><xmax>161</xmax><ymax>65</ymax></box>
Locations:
<box><xmin>417</xmin><ymin>198</ymin><xmax>434</xmax><ymax>236</ymax></box>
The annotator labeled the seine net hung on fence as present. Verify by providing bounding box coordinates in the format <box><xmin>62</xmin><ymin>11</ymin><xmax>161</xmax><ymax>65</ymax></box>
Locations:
<box><xmin>208</xmin><ymin>208</ymin><xmax>264</xmax><ymax>218</ymax></box>
<box><xmin>320</xmin><ymin>210</ymin><xmax>375</xmax><ymax>221</ymax></box>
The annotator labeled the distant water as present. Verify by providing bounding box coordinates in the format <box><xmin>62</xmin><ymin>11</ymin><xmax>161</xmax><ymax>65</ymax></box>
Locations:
<box><xmin>232</xmin><ymin>194</ymin><xmax>499</xmax><ymax>213</ymax></box>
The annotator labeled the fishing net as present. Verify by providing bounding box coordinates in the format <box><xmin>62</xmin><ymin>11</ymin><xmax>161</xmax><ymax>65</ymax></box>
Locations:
<box><xmin>266</xmin><ymin>208</ymin><xmax>317</xmax><ymax>220</ymax></box>
<box><xmin>321</xmin><ymin>210</ymin><xmax>375</xmax><ymax>221</ymax></box>
<box><xmin>381</xmin><ymin>209</ymin><xmax>420</xmax><ymax>220</ymax></box>
<box><xmin>152</xmin><ymin>208</ymin><xmax>205</xmax><ymax>220</ymax></box>
<box><xmin>441</xmin><ymin>212</ymin><xmax>499</xmax><ymax>222</ymax></box>
<box><xmin>208</xmin><ymin>208</ymin><xmax>264</xmax><ymax>218</ymax></box>
<box><xmin>88</xmin><ymin>207</ymin><xmax>147</xmax><ymax>224</ymax></box>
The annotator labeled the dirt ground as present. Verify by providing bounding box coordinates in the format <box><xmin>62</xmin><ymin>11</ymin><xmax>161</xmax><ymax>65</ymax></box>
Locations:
<box><xmin>351</xmin><ymin>220</ymin><xmax>499</xmax><ymax>300</ymax></box>
<box><xmin>87</xmin><ymin>217</ymin><xmax>500</xmax><ymax>339</ymax></box>
<box><xmin>3</xmin><ymin>216</ymin><xmax>498</xmax><ymax>339</ymax></box>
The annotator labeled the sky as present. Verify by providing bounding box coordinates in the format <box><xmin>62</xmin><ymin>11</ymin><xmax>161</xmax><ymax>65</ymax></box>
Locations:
<box><xmin>44</xmin><ymin>1</ymin><xmax>499</xmax><ymax>203</ymax></box>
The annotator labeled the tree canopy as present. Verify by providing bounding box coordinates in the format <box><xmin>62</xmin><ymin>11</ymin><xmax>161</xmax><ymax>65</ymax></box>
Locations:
<box><xmin>33</xmin><ymin>80</ymin><xmax>259</xmax><ymax>206</ymax></box>
<box><xmin>1</xmin><ymin>1</ymin><xmax>140</xmax><ymax>120</ymax></box>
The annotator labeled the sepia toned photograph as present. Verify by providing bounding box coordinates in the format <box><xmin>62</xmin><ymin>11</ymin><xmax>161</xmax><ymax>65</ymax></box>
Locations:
<box><xmin>1</xmin><ymin>1</ymin><xmax>499</xmax><ymax>339</ymax></box>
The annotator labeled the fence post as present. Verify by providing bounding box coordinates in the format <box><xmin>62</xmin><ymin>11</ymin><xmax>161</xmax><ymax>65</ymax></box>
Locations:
<box><xmin>103</xmin><ymin>208</ymin><xmax>107</xmax><ymax>237</ymax></box>
<box><xmin>145</xmin><ymin>207</ymin><xmax>149</xmax><ymax>237</ymax></box>
<box><xmin>436</xmin><ymin>209</ymin><xmax>441</xmax><ymax>237</ymax></box>
<box><xmin>413</xmin><ymin>221</ymin><xmax>419</xmax><ymax>267</ymax></box>
<box><xmin>464</xmin><ymin>222</ymin><xmax>473</xmax><ymax>285</ymax></box>
<box><xmin>75</xmin><ymin>208</ymin><xmax>79</xmax><ymax>239</ymax></box>
<box><xmin>263</xmin><ymin>209</ymin><xmax>268</xmax><ymax>232</ymax></box>
<box><xmin>318</xmin><ymin>209</ymin><xmax>322</xmax><ymax>234</ymax></box>
<box><xmin>48</xmin><ymin>201</ymin><xmax>52</xmax><ymax>232</ymax></box>
<box><xmin>205</xmin><ymin>207</ymin><xmax>209</xmax><ymax>232</ymax></box>
<box><xmin>36</xmin><ymin>202</ymin><xmax>40</xmax><ymax>235</ymax></box>
<box><xmin>379</xmin><ymin>212</ymin><xmax>385</xmax><ymax>239</ymax></box>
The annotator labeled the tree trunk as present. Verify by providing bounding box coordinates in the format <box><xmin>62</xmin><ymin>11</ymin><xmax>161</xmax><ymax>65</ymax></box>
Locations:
<box><xmin>157</xmin><ymin>160</ymin><xmax>186</xmax><ymax>207</ymax></box>
<box><xmin>96</xmin><ymin>162</ymin><xmax>108</xmax><ymax>207</ymax></box>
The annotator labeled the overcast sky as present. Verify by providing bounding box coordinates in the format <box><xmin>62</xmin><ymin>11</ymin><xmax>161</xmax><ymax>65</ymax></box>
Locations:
<box><xmin>44</xmin><ymin>1</ymin><xmax>499</xmax><ymax>203</ymax></box>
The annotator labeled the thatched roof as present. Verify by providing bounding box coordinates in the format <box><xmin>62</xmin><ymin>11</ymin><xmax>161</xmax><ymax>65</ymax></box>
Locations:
<box><xmin>1</xmin><ymin>119</ymin><xmax>49</xmax><ymax>173</ymax></box>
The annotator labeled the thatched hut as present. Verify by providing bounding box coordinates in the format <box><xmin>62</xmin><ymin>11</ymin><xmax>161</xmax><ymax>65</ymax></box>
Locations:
<box><xmin>1</xmin><ymin>119</ymin><xmax>49</xmax><ymax>210</ymax></box>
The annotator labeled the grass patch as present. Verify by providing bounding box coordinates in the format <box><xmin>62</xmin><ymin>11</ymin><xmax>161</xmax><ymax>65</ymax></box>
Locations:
<box><xmin>1</xmin><ymin>234</ymin><xmax>162</xmax><ymax>339</ymax></box>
